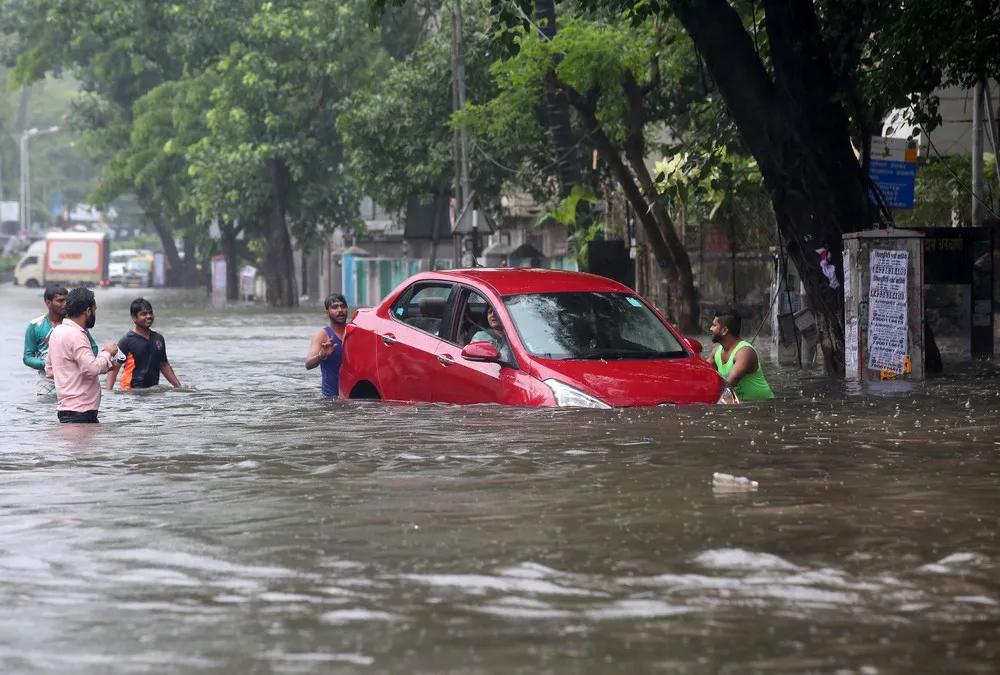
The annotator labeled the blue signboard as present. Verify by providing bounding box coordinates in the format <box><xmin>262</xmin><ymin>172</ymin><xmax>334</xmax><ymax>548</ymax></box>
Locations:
<box><xmin>870</xmin><ymin>159</ymin><xmax>916</xmax><ymax>209</ymax></box>
<box><xmin>869</xmin><ymin>137</ymin><xmax>917</xmax><ymax>210</ymax></box>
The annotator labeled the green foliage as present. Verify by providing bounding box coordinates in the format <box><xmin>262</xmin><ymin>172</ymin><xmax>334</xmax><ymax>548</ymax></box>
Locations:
<box><xmin>567</xmin><ymin>216</ymin><xmax>605</xmax><ymax>271</ymax></box>
<box><xmin>186</xmin><ymin>0</ymin><xmax>386</xmax><ymax>252</ymax></box>
<box><xmin>654</xmin><ymin>141</ymin><xmax>764</xmax><ymax>220</ymax></box>
<box><xmin>339</xmin><ymin>0</ymin><xmax>547</xmax><ymax>215</ymax></box>
<box><xmin>0</xmin><ymin>72</ymin><xmax>101</xmax><ymax>219</ymax></box>
<box><xmin>0</xmin><ymin>253</ymin><xmax>18</xmax><ymax>273</ymax></box>
<box><xmin>112</xmin><ymin>234</ymin><xmax>162</xmax><ymax>252</ymax></box>
<box><xmin>338</xmin><ymin>34</ymin><xmax>456</xmax><ymax>213</ymax></box>
<box><xmin>859</xmin><ymin>0</ymin><xmax>1000</xmax><ymax>132</ymax></box>
<box><xmin>461</xmin><ymin>17</ymin><xmax>654</xmax><ymax>145</ymax></box>
<box><xmin>532</xmin><ymin>184</ymin><xmax>596</xmax><ymax>229</ymax></box>
<box><xmin>897</xmin><ymin>154</ymin><xmax>999</xmax><ymax>228</ymax></box>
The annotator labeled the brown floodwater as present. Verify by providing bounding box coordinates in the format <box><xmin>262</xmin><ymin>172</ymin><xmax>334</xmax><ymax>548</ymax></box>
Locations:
<box><xmin>1</xmin><ymin>283</ymin><xmax>998</xmax><ymax>674</ymax></box>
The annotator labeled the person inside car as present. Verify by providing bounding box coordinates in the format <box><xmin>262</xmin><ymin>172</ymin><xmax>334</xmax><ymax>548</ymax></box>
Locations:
<box><xmin>468</xmin><ymin>306</ymin><xmax>506</xmax><ymax>349</ymax></box>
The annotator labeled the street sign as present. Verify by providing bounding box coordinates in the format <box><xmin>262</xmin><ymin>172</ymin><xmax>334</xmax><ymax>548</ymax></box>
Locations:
<box><xmin>869</xmin><ymin>137</ymin><xmax>918</xmax><ymax>209</ymax></box>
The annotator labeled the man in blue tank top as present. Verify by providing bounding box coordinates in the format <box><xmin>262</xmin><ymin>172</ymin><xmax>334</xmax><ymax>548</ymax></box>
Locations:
<box><xmin>305</xmin><ymin>293</ymin><xmax>348</xmax><ymax>397</ymax></box>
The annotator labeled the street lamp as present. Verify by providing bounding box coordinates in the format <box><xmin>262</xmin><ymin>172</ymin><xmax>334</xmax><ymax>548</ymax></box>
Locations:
<box><xmin>20</xmin><ymin>126</ymin><xmax>61</xmax><ymax>230</ymax></box>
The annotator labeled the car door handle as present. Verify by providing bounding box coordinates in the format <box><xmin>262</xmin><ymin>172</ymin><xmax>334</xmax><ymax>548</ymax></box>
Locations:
<box><xmin>381</xmin><ymin>333</ymin><xmax>397</xmax><ymax>345</ymax></box>
<box><xmin>438</xmin><ymin>354</ymin><xmax>454</xmax><ymax>366</ymax></box>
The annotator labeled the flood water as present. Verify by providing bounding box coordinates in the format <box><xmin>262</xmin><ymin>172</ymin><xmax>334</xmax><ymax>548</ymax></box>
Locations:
<box><xmin>1</xmin><ymin>283</ymin><xmax>998</xmax><ymax>674</ymax></box>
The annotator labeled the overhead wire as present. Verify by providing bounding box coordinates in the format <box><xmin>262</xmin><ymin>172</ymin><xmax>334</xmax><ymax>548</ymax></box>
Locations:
<box><xmin>892</xmin><ymin>80</ymin><xmax>1000</xmax><ymax>221</ymax></box>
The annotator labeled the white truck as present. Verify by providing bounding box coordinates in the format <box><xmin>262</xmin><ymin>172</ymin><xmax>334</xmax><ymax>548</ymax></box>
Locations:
<box><xmin>13</xmin><ymin>232</ymin><xmax>111</xmax><ymax>288</ymax></box>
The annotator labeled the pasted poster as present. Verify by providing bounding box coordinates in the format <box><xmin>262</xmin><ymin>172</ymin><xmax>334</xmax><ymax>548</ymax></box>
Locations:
<box><xmin>867</xmin><ymin>249</ymin><xmax>908</xmax><ymax>373</ymax></box>
<box><xmin>842</xmin><ymin>249</ymin><xmax>852</xmax><ymax>299</ymax></box>
<box><xmin>845</xmin><ymin>317</ymin><xmax>859</xmax><ymax>378</ymax></box>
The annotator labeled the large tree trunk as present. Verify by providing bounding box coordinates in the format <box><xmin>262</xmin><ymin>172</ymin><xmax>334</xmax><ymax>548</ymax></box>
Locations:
<box><xmin>219</xmin><ymin>220</ymin><xmax>242</xmax><ymax>302</ymax></box>
<box><xmin>137</xmin><ymin>189</ymin><xmax>200</xmax><ymax>286</ymax></box>
<box><xmin>138</xmin><ymin>194</ymin><xmax>192</xmax><ymax>286</ymax></box>
<box><xmin>263</xmin><ymin>158</ymin><xmax>298</xmax><ymax>308</ymax></box>
<box><xmin>621</xmin><ymin>74</ymin><xmax>699</xmax><ymax>332</ymax></box>
<box><xmin>535</xmin><ymin>0</ymin><xmax>584</xmax><ymax>201</ymax></box>
<box><xmin>670</xmin><ymin>0</ymin><xmax>870</xmax><ymax>373</ymax></box>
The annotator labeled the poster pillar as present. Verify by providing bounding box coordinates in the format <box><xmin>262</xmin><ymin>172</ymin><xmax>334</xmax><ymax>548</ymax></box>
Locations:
<box><xmin>843</xmin><ymin>229</ymin><xmax>924</xmax><ymax>382</ymax></box>
<box><xmin>211</xmin><ymin>254</ymin><xmax>227</xmax><ymax>307</ymax></box>
<box><xmin>152</xmin><ymin>252</ymin><xmax>166</xmax><ymax>288</ymax></box>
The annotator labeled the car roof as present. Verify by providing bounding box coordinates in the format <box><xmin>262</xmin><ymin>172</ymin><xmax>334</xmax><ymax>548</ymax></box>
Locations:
<box><xmin>428</xmin><ymin>268</ymin><xmax>633</xmax><ymax>296</ymax></box>
<box><xmin>44</xmin><ymin>231</ymin><xmax>110</xmax><ymax>242</ymax></box>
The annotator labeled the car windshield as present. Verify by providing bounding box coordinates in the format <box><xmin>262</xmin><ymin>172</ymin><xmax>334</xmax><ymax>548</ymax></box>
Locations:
<box><xmin>503</xmin><ymin>292</ymin><xmax>688</xmax><ymax>360</ymax></box>
<box><xmin>126</xmin><ymin>260</ymin><xmax>150</xmax><ymax>272</ymax></box>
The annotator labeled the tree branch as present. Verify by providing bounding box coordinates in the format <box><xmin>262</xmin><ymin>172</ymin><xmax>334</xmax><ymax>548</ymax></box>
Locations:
<box><xmin>639</xmin><ymin>22</ymin><xmax>663</xmax><ymax>97</ymax></box>
<box><xmin>544</xmin><ymin>72</ymin><xmax>676</xmax><ymax>272</ymax></box>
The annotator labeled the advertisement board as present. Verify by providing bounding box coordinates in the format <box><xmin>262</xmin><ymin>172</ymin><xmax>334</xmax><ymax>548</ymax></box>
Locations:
<box><xmin>46</xmin><ymin>240</ymin><xmax>101</xmax><ymax>273</ymax></box>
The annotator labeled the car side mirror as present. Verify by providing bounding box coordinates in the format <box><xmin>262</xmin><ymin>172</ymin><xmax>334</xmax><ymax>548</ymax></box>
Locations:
<box><xmin>461</xmin><ymin>341</ymin><xmax>500</xmax><ymax>362</ymax></box>
<box><xmin>684</xmin><ymin>337</ymin><xmax>703</xmax><ymax>355</ymax></box>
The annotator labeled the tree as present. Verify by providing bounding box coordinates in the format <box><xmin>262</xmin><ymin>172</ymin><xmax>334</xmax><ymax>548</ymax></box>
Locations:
<box><xmin>7</xmin><ymin>0</ymin><xmax>202</xmax><ymax>275</ymax></box>
<box><xmin>458</xmin><ymin>17</ymin><xmax>705</xmax><ymax>331</ymax></box>
<box><xmin>185</xmin><ymin>0</ymin><xmax>387</xmax><ymax>307</ymax></box>
<box><xmin>339</xmin><ymin>2</ymin><xmax>544</xmax><ymax>228</ymax></box>
<box><xmin>372</xmin><ymin>0</ymin><xmax>1000</xmax><ymax>372</ymax></box>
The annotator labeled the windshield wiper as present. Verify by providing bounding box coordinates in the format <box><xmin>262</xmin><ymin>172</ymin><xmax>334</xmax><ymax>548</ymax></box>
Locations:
<box><xmin>575</xmin><ymin>350</ymin><xmax>686</xmax><ymax>360</ymax></box>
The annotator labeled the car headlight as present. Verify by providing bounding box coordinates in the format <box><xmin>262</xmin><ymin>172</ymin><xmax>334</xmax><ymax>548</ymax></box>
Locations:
<box><xmin>543</xmin><ymin>379</ymin><xmax>611</xmax><ymax>409</ymax></box>
<box><xmin>716</xmin><ymin>384</ymin><xmax>740</xmax><ymax>405</ymax></box>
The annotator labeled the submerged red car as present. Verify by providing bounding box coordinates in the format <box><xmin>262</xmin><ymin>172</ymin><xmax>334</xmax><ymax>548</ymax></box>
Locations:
<box><xmin>339</xmin><ymin>268</ymin><xmax>733</xmax><ymax>408</ymax></box>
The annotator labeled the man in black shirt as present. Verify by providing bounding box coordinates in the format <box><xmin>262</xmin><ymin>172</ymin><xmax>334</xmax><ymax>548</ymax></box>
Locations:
<box><xmin>107</xmin><ymin>298</ymin><xmax>182</xmax><ymax>390</ymax></box>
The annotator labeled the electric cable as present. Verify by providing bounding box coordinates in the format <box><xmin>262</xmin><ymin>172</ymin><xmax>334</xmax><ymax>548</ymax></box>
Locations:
<box><xmin>892</xmin><ymin>81</ymin><xmax>1000</xmax><ymax>221</ymax></box>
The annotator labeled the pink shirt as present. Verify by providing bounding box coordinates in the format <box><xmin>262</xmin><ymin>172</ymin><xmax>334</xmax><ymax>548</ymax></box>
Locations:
<box><xmin>45</xmin><ymin>322</ymin><xmax>113</xmax><ymax>412</ymax></box>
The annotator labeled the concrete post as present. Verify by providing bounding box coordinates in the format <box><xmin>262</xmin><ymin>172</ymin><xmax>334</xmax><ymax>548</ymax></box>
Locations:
<box><xmin>972</xmin><ymin>81</ymin><xmax>984</xmax><ymax>226</ymax></box>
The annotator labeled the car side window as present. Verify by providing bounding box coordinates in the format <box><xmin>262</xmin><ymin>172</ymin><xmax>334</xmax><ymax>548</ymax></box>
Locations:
<box><xmin>390</xmin><ymin>283</ymin><xmax>454</xmax><ymax>337</ymax></box>
<box><xmin>453</xmin><ymin>289</ymin><xmax>518</xmax><ymax>369</ymax></box>
<box><xmin>454</xmin><ymin>291</ymin><xmax>490</xmax><ymax>346</ymax></box>
<box><xmin>20</xmin><ymin>256</ymin><xmax>38</xmax><ymax>266</ymax></box>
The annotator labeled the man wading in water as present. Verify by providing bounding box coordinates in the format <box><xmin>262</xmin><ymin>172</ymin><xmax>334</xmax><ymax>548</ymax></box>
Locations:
<box><xmin>708</xmin><ymin>307</ymin><xmax>774</xmax><ymax>401</ymax></box>
<box><xmin>305</xmin><ymin>293</ymin><xmax>348</xmax><ymax>397</ymax></box>
<box><xmin>25</xmin><ymin>285</ymin><xmax>100</xmax><ymax>398</ymax></box>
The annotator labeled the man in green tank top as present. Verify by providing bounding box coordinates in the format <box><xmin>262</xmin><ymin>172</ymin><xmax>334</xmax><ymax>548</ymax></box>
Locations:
<box><xmin>708</xmin><ymin>307</ymin><xmax>774</xmax><ymax>401</ymax></box>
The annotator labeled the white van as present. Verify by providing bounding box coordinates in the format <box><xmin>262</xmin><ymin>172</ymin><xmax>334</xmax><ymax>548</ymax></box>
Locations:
<box><xmin>109</xmin><ymin>249</ymin><xmax>140</xmax><ymax>286</ymax></box>
<box><xmin>12</xmin><ymin>240</ymin><xmax>47</xmax><ymax>287</ymax></box>
<box><xmin>14</xmin><ymin>232</ymin><xmax>111</xmax><ymax>288</ymax></box>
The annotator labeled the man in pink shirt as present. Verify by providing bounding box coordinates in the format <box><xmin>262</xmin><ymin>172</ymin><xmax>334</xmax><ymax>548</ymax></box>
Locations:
<box><xmin>45</xmin><ymin>287</ymin><xmax>120</xmax><ymax>423</ymax></box>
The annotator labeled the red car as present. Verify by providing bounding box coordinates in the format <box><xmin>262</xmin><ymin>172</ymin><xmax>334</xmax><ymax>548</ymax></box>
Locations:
<box><xmin>339</xmin><ymin>268</ymin><xmax>734</xmax><ymax>407</ymax></box>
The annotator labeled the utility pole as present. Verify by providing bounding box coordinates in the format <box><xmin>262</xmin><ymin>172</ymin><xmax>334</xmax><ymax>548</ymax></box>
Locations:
<box><xmin>20</xmin><ymin>126</ymin><xmax>61</xmax><ymax>231</ymax></box>
<box><xmin>450</xmin><ymin>0</ymin><xmax>476</xmax><ymax>265</ymax></box>
<box><xmin>20</xmin><ymin>132</ymin><xmax>28</xmax><ymax>230</ymax></box>
<box><xmin>971</xmin><ymin>80</ymin><xmax>985</xmax><ymax>226</ymax></box>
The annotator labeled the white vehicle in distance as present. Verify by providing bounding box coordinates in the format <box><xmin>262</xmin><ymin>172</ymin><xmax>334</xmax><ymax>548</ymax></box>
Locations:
<box><xmin>13</xmin><ymin>232</ymin><xmax>112</xmax><ymax>288</ymax></box>
<box><xmin>109</xmin><ymin>248</ymin><xmax>151</xmax><ymax>286</ymax></box>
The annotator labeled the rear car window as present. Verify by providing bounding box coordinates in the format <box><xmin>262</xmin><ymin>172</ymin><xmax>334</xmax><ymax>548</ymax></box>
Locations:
<box><xmin>390</xmin><ymin>284</ymin><xmax>453</xmax><ymax>337</ymax></box>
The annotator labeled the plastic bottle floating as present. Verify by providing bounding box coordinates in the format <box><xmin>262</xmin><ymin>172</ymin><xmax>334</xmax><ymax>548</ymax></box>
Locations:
<box><xmin>712</xmin><ymin>472</ymin><xmax>759</xmax><ymax>490</ymax></box>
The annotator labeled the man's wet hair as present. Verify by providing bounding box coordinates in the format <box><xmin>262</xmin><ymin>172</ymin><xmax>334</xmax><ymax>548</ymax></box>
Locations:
<box><xmin>44</xmin><ymin>285</ymin><xmax>68</xmax><ymax>302</ymax></box>
<box><xmin>715</xmin><ymin>307</ymin><xmax>742</xmax><ymax>337</ymax></box>
<box><xmin>130</xmin><ymin>298</ymin><xmax>153</xmax><ymax>317</ymax></box>
<box><xmin>325</xmin><ymin>293</ymin><xmax>348</xmax><ymax>309</ymax></box>
<box><xmin>65</xmin><ymin>287</ymin><xmax>96</xmax><ymax>318</ymax></box>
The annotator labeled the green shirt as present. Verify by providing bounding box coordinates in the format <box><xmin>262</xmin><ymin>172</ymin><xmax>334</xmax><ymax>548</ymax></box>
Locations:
<box><xmin>713</xmin><ymin>340</ymin><xmax>775</xmax><ymax>401</ymax></box>
<box><xmin>24</xmin><ymin>314</ymin><xmax>99</xmax><ymax>372</ymax></box>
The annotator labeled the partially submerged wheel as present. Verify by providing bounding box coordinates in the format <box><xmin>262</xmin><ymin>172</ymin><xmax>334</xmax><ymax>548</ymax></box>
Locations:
<box><xmin>349</xmin><ymin>381</ymin><xmax>381</xmax><ymax>400</ymax></box>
